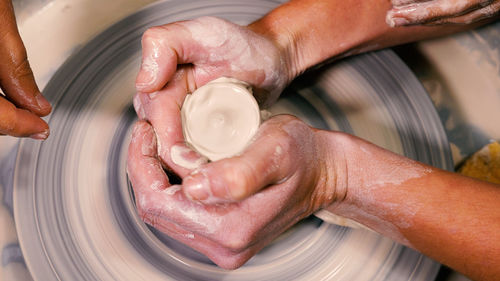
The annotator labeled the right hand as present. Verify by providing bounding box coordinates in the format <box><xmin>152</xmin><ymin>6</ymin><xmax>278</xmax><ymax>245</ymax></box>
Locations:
<box><xmin>0</xmin><ymin>0</ymin><xmax>51</xmax><ymax>139</ymax></box>
<box><xmin>133</xmin><ymin>16</ymin><xmax>292</xmax><ymax>176</ymax></box>
<box><xmin>127</xmin><ymin>115</ymin><xmax>346</xmax><ymax>269</ymax></box>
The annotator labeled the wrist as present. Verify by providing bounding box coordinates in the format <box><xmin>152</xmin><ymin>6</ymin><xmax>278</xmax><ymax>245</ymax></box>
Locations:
<box><xmin>321</xmin><ymin>134</ymin><xmax>436</xmax><ymax>232</ymax></box>
<box><xmin>318</xmin><ymin>132</ymin><xmax>397</xmax><ymax>213</ymax></box>
<box><xmin>247</xmin><ymin>0</ymin><xmax>387</xmax><ymax>83</ymax></box>
<box><xmin>247</xmin><ymin>19</ymin><xmax>301</xmax><ymax>85</ymax></box>
<box><xmin>312</xmin><ymin>130</ymin><xmax>351</xmax><ymax>209</ymax></box>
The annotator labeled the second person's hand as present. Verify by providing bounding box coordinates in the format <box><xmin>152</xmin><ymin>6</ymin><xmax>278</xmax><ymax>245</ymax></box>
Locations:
<box><xmin>0</xmin><ymin>0</ymin><xmax>51</xmax><ymax>139</ymax></box>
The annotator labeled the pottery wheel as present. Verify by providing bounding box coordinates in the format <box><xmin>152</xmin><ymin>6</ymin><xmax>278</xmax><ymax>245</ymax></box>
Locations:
<box><xmin>13</xmin><ymin>0</ymin><xmax>452</xmax><ymax>280</ymax></box>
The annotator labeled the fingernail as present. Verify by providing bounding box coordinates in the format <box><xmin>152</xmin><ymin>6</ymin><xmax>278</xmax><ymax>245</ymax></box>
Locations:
<box><xmin>390</xmin><ymin>17</ymin><xmax>410</xmax><ymax>27</ymax></box>
<box><xmin>133</xmin><ymin>94</ymin><xmax>146</xmax><ymax>119</ymax></box>
<box><xmin>149</xmin><ymin>91</ymin><xmax>159</xmax><ymax>99</ymax></box>
<box><xmin>135</xmin><ymin>56</ymin><xmax>157</xmax><ymax>91</ymax></box>
<box><xmin>136</xmin><ymin>71</ymin><xmax>154</xmax><ymax>90</ymax></box>
<box><xmin>30</xmin><ymin>129</ymin><xmax>49</xmax><ymax>140</ymax></box>
<box><xmin>35</xmin><ymin>94</ymin><xmax>52</xmax><ymax>113</ymax></box>
<box><xmin>183</xmin><ymin>171</ymin><xmax>211</xmax><ymax>201</ymax></box>
<box><xmin>170</xmin><ymin>144</ymin><xmax>208</xmax><ymax>170</ymax></box>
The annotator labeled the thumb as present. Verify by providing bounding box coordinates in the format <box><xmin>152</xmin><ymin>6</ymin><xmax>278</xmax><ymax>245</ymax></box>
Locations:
<box><xmin>181</xmin><ymin>115</ymin><xmax>304</xmax><ymax>204</ymax></box>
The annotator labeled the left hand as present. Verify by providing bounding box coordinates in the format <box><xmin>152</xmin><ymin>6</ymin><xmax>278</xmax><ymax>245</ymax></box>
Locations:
<box><xmin>126</xmin><ymin>116</ymin><xmax>346</xmax><ymax>269</ymax></box>
<box><xmin>387</xmin><ymin>0</ymin><xmax>500</xmax><ymax>26</ymax></box>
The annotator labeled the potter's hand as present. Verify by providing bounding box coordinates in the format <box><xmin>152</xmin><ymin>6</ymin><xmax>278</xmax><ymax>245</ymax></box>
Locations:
<box><xmin>127</xmin><ymin>116</ymin><xmax>345</xmax><ymax>269</ymax></box>
<box><xmin>135</xmin><ymin>16</ymin><xmax>291</xmax><ymax>104</ymax></box>
<box><xmin>0</xmin><ymin>0</ymin><xmax>51</xmax><ymax>139</ymax></box>
<box><xmin>133</xmin><ymin>16</ymin><xmax>291</xmax><ymax>176</ymax></box>
<box><xmin>387</xmin><ymin>0</ymin><xmax>500</xmax><ymax>26</ymax></box>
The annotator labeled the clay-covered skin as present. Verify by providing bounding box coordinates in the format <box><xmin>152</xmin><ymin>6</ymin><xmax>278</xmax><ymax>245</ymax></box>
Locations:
<box><xmin>0</xmin><ymin>0</ymin><xmax>51</xmax><ymax>139</ymax></box>
<box><xmin>127</xmin><ymin>116</ymin><xmax>342</xmax><ymax>269</ymax></box>
<box><xmin>387</xmin><ymin>0</ymin><xmax>500</xmax><ymax>26</ymax></box>
<box><xmin>135</xmin><ymin>17</ymin><xmax>289</xmax><ymax>107</ymax></box>
<box><xmin>129</xmin><ymin>0</ymin><xmax>500</xmax><ymax>278</ymax></box>
<box><xmin>133</xmin><ymin>17</ymin><xmax>290</xmax><ymax>177</ymax></box>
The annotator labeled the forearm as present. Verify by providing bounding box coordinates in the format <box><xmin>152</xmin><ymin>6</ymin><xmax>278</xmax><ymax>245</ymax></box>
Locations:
<box><xmin>323</xmin><ymin>133</ymin><xmax>500</xmax><ymax>281</ymax></box>
<box><xmin>248</xmin><ymin>0</ymin><xmax>490</xmax><ymax>80</ymax></box>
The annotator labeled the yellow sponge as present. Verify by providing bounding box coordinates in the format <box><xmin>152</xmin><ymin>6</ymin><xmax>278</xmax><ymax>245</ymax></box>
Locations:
<box><xmin>459</xmin><ymin>141</ymin><xmax>500</xmax><ymax>184</ymax></box>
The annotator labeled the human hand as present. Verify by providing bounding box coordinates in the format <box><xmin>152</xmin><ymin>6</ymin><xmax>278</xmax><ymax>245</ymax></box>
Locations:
<box><xmin>0</xmin><ymin>0</ymin><xmax>51</xmax><ymax>139</ymax></box>
<box><xmin>127</xmin><ymin>115</ymin><xmax>346</xmax><ymax>269</ymax></box>
<box><xmin>387</xmin><ymin>0</ymin><xmax>500</xmax><ymax>26</ymax></box>
<box><xmin>134</xmin><ymin>16</ymin><xmax>291</xmax><ymax>176</ymax></box>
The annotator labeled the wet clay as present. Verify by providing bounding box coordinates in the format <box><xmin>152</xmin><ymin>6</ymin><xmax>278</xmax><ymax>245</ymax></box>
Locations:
<box><xmin>180</xmin><ymin>77</ymin><xmax>260</xmax><ymax>161</ymax></box>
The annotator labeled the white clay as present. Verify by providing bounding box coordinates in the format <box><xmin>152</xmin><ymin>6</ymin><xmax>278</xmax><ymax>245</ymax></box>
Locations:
<box><xmin>181</xmin><ymin>77</ymin><xmax>260</xmax><ymax>161</ymax></box>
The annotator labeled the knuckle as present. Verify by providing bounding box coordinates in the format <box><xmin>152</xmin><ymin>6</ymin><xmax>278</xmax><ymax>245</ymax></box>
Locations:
<box><xmin>215</xmin><ymin>162</ymin><xmax>252</xmax><ymax>200</ymax></box>
<box><xmin>212</xmin><ymin>253</ymin><xmax>247</xmax><ymax>270</ymax></box>
<box><xmin>142</xmin><ymin>26</ymin><xmax>161</xmax><ymax>38</ymax></box>
<box><xmin>143</xmin><ymin>23</ymin><xmax>182</xmax><ymax>43</ymax></box>
<box><xmin>0</xmin><ymin>37</ymin><xmax>33</xmax><ymax>80</ymax></box>
<box><xmin>217</xmin><ymin>216</ymin><xmax>256</xmax><ymax>252</ymax></box>
<box><xmin>135</xmin><ymin>193</ymin><xmax>153</xmax><ymax>217</ymax></box>
<box><xmin>195</xmin><ymin>16</ymin><xmax>229</xmax><ymax>26</ymax></box>
<box><xmin>269</xmin><ymin>115</ymin><xmax>309</xmax><ymax>143</ymax></box>
<box><xmin>11</xmin><ymin>58</ymin><xmax>34</xmax><ymax>80</ymax></box>
<box><xmin>220</xmin><ymin>237</ymin><xmax>243</xmax><ymax>251</ymax></box>
<box><xmin>138</xmin><ymin>206</ymin><xmax>159</xmax><ymax>228</ymax></box>
<box><xmin>3</xmin><ymin>33</ymin><xmax>32</xmax><ymax>76</ymax></box>
<box><xmin>231</xmin><ymin>160</ymin><xmax>257</xmax><ymax>199</ymax></box>
<box><xmin>220</xmin><ymin>232</ymin><xmax>252</xmax><ymax>252</ymax></box>
<box><xmin>141</xmin><ymin>26</ymin><xmax>165</xmax><ymax>45</ymax></box>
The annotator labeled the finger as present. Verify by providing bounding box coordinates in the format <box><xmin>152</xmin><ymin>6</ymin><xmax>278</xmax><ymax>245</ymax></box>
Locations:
<box><xmin>391</xmin><ymin>0</ymin><xmax>431</xmax><ymax>7</ymax></box>
<box><xmin>135</xmin><ymin>26</ymin><xmax>181</xmax><ymax>92</ymax></box>
<box><xmin>126</xmin><ymin>122</ymin><xmax>213</xmax><ymax>245</ymax></box>
<box><xmin>126</xmin><ymin>124</ymin><xmax>253</xmax><ymax>266</ymax></box>
<box><xmin>132</xmin><ymin>93</ymin><xmax>146</xmax><ymax>120</ymax></box>
<box><xmin>387</xmin><ymin>0</ymin><xmax>494</xmax><ymax>26</ymax></box>
<box><xmin>127</xmin><ymin>121</ymin><xmax>171</xmax><ymax>195</ymax></box>
<box><xmin>0</xmin><ymin>0</ymin><xmax>51</xmax><ymax>116</ymax></box>
<box><xmin>137</xmin><ymin>209</ymin><xmax>255</xmax><ymax>270</ymax></box>
<box><xmin>136</xmin><ymin>17</ymin><xmax>244</xmax><ymax>93</ymax></box>
<box><xmin>138</xmin><ymin>67</ymin><xmax>206</xmax><ymax>177</ymax></box>
<box><xmin>169</xmin><ymin>142</ymin><xmax>208</xmax><ymax>170</ymax></box>
<box><xmin>136</xmin><ymin>20</ymin><xmax>209</xmax><ymax>92</ymax></box>
<box><xmin>0</xmin><ymin>96</ymin><xmax>49</xmax><ymax>139</ymax></box>
<box><xmin>425</xmin><ymin>0</ymin><xmax>500</xmax><ymax>24</ymax></box>
<box><xmin>182</xmin><ymin>115</ymin><xmax>311</xmax><ymax>204</ymax></box>
<box><xmin>128</xmin><ymin>120</ymin><xmax>313</xmax><ymax>268</ymax></box>
<box><xmin>126</xmin><ymin>120</ymin><xmax>188</xmax><ymax>231</ymax></box>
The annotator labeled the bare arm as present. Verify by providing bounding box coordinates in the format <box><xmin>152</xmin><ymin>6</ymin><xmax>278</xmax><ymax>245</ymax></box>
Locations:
<box><xmin>247</xmin><ymin>7</ymin><xmax>500</xmax><ymax>278</ymax></box>
<box><xmin>248</xmin><ymin>0</ymin><xmax>496</xmax><ymax>80</ymax></box>
<box><xmin>321</xmin><ymin>133</ymin><xmax>500</xmax><ymax>281</ymax></box>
